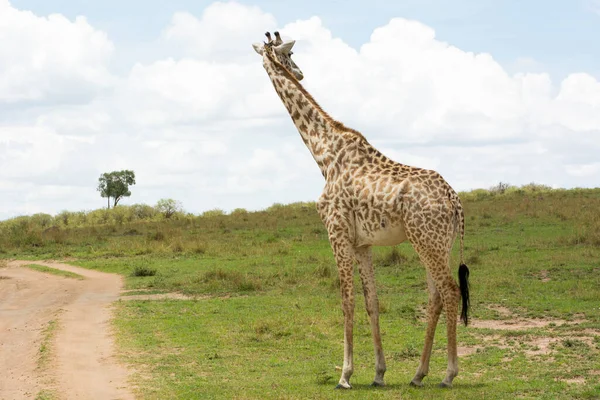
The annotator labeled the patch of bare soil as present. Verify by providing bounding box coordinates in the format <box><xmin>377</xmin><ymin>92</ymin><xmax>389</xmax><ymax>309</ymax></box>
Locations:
<box><xmin>539</xmin><ymin>270</ymin><xmax>551</xmax><ymax>282</ymax></box>
<box><xmin>524</xmin><ymin>337</ymin><xmax>560</xmax><ymax>356</ymax></box>
<box><xmin>472</xmin><ymin>304</ymin><xmax>588</xmax><ymax>330</ymax></box>
<box><xmin>487</xmin><ymin>305</ymin><xmax>513</xmax><ymax>317</ymax></box>
<box><xmin>557</xmin><ymin>377</ymin><xmax>586</xmax><ymax>384</ymax></box>
<box><xmin>457</xmin><ymin>345</ymin><xmax>483</xmax><ymax>357</ymax></box>
<box><xmin>469</xmin><ymin>307</ymin><xmax>598</xmax><ymax>359</ymax></box>
<box><xmin>0</xmin><ymin>260</ymin><xmax>134</xmax><ymax>399</ymax></box>
<box><xmin>470</xmin><ymin>317</ymin><xmax>585</xmax><ymax>331</ymax></box>
<box><xmin>578</xmin><ymin>328</ymin><xmax>600</xmax><ymax>336</ymax></box>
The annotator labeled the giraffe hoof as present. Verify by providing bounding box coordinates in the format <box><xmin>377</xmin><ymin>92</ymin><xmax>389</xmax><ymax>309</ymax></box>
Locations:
<box><xmin>409</xmin><ymin>380</ymin><xmax>424</xmax><ymax>388</ymax></box>
<box><xmin>438</xmin><ymin>382</ymin><xmax>452</xmax><ymax>389</ymax></box>
<box><xmin>371</xmin><ymin>381</ymin><xmax>385</xmax><ymax>387</ymax></box>
<box><xmin>335</xmin><ymin>383</ymin><xmax>352</xmax><ymax>390</ymax></box>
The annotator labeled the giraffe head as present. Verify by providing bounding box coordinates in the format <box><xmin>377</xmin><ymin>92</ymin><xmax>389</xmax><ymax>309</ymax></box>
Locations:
<box><xmin>252</xmin><ymin>31</ymin><xmax>304</xmax><ymax>81</ymax></box>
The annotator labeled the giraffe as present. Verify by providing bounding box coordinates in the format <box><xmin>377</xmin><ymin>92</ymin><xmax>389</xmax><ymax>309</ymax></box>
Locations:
<box><xmin>252</xmin><ymin>31</ymin><xmax>470</xmax><ymax>389</ymax></box>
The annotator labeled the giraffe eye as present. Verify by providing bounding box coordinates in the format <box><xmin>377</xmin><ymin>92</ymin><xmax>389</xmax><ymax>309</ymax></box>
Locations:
<box><xmin>289</xmin><ymin>51</ymin><xmax>293</xmax><ymax>56</ymax></box>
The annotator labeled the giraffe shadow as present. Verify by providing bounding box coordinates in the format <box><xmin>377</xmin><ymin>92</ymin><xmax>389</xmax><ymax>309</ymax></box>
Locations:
<box><xmin>347</xmin><ymin>382</ymin><xmax>488</xmax><ymax>390</ymax></box>
<box><xmin>450</xmin><ymin>383</ymin><xmax>488</xmax><ymax>389</ymax></box>
<box><xmin>337</xmin><ymin>383</ymin><xmax>409</xmax><ymax>391</ymax></box>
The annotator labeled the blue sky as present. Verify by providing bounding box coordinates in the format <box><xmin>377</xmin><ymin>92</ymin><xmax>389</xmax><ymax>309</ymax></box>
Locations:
<box><xmin>1</xmin><ymin>1</ymin><xmax>599</xmax><ymax>219</ymax></box>
<box><xmin>13</xmin><ymin>0</ymin><xmax>600</xmax><ymax>79</ymax></box>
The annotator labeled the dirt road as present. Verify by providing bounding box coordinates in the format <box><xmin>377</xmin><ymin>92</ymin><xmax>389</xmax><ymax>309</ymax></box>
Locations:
<box><xmin>0</xmin><ymin>260</ymin><xmax>134</xmax><ymax>400</ymax></box>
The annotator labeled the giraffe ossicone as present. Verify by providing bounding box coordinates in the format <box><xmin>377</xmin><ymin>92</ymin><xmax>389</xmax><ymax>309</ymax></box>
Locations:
<box><xmin>253</xmin><ymin>31</ymin><xmax>303</xmax><ymax>81</ymax></box>
<box><xmin>253</xmin><ymin>32</ymin><xmax>471</xmax><ymax>389</ymax></box>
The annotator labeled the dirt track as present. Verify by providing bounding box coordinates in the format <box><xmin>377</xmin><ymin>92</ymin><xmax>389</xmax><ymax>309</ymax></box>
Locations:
<box><xmin>0</xmin><ymin>260</ymin><xmax>134</xmax><ymax>400</ymax></box>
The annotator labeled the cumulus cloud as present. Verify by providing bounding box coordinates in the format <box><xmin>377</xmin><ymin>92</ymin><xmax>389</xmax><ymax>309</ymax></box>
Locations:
<box><xmin>285</xmin><ymin>17</ymin><xmax>600</xmax><ymax>147</ymax></box>
<box><xmin>118</xmin><ymin>58</ymin><xmax>272</xmax><ymax>128</ymax></box>
<box><xmin>161</xmin><ymin>2</ymin><xmax>276</xmax><ymax>62</ymax></box>
<box><xmin>1</xmin><ymin>1</ymin><xmax>599</xmax><ymax>221</ymax></box>
<box><xmin>0</xmin><ymin>126</ymin><xmax>78</xmax><ymax>179</ymax></box>
<box><xmin>0</xmin><ymin>1</ymin><xmax>115</xmax><ymax>104</ymax></box>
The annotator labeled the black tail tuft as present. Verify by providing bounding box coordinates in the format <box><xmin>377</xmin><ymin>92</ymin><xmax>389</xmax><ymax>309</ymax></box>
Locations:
<box><xmin>458</xmin><ymin>263</ymin><xmax>470</xmax><ymax>326</ymax></box>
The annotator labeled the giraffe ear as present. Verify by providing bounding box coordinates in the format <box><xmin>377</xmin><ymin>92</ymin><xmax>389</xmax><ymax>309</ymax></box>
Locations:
<box><xmin>252</xmin><ymin>43</ymin><xmax>264</xmax><ymax>55</ymax></box>
<box><xmin>274</xmin><ymin>40</ymin><xmax>295</xmax><ymax>55</ymax></box>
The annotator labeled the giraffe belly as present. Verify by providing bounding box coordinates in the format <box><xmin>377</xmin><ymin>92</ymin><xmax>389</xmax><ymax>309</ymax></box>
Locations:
<box><xmin>356</xmin><ymin>223</ymin><xmax>408</xmax><ymax>247</ymax></box>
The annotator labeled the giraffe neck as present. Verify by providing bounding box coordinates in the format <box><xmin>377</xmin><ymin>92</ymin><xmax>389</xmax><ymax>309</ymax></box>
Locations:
<box><xmin>263</xmin><ymin>53</ymin><xmax>359</xmax><ymax>178</ymax></box>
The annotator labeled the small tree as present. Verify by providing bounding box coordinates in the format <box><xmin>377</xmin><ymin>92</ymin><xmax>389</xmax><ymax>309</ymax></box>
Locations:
<box><xmin>97</xmin><ymin>170</ymin><xmax>136</xmax><ymax>208</ymax></box>
<box><xmin>489</xmin><ymin>181</ymin><xmax>512</xmax><ymax>194</ymax></box>
<box><xmin>156</xmin><ymin>198</ymin><xmax>183</xmax><ymax>219</ymax></box>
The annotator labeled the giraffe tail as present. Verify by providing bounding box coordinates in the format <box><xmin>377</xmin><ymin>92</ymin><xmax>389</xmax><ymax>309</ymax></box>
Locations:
<box><xmin>459</xmin><ymin>263</ymin><xmax>470</xmax><ymax>326</ymax></box>
<box><xmin>456</xmin><ymin>202</ymin><xmax>470</xmax><ymax>326</ymax></box>
<box><xmin>457</xmin><ymin>202</ymin><xmax>465</xmax><ymax>266</ymax></box>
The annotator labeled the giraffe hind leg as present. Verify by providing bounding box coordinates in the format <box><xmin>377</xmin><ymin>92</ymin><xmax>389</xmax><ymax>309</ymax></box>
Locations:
<box><xmin>427</xmin><ymin>254</ymin><xmax>460</xmax><ymax>387</ymax></box>
<box><xmin>404</xmin><ymin>203</ymin><xmax>461</xmax><ymax>387</ymax></box>
<box><xmin>412</xmin><ymin>248</ymin><xmax>460</xmax><ymax>387</ymax></box>
<box><xmin>410</xmin><ymin>273</ymin><xmax>443</xmax><ymax>387</ymax></box>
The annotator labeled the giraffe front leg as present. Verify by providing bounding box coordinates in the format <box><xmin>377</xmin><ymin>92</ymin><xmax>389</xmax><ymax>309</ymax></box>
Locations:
<box><xmin>335</xmin><ymin>259</ymin><xmax>355</xmax><ymax>389</ymax></box>
<box><xmin>410</xmin><ymin>274</ymin><xmax>442</xmax><ymax>387</ymax></box>
<box><xmin>318</xmin><ymin>204</ymin><xmax>356</xmax><ymax>389</ymax></box>
<box><xmin>355</xmin><ymin>245</ymin><xmax>386</xmax><ymax>387</ymax></box>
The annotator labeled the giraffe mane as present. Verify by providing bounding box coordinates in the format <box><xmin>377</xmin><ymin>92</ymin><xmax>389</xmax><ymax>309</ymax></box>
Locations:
<box><xmin>264</xmin><ymin>49</ymin><xmax>367</xmax><ymax>142</ymax></box>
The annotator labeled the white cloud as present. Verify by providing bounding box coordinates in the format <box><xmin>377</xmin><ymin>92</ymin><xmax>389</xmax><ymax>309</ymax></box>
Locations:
<box><xmin>566</xmin><ymin>162</ymin><xmax>600</xmax><ymax>177</ymax></box>
<box><xmin>0</xmin><ymin>1</ymin><xmax>115</xmax><ymax>104</ymax></box>
<box><xmin>286</xmin><ymin>18</ymin><xmax>534</xmax><ymax>143</ymax></box>
<box><xmin>508</xmin><ymin>57</ymin><xmax>546</xmax><ymax>75</ymax></box>
<box><xmin>586</xmin><ymin>0</ymin><xmax>600</xmax><ymax>15</ymax></box>
<box><xmin>118</xmin><ymin>58</ymin><xmax>273</xmax><ymax>127</ymax></box>
<box><xmin>161</xmin><ymin>1</ymin><xmax>276</xmax><ymax>62</ymax></box>
<box><xmin>0</xmin><ymin>126</ymin><xmax>78</xmax><ymax>179</ymax></box>
<box><xmin>1</xmin><ymin>1</ymin><xmax>599</xmax><ymax>221</ymax></box>
<box><xmin>549</xmin><ymin>73</ymin><xmax>600</xmax><ymax>131</ymax></box>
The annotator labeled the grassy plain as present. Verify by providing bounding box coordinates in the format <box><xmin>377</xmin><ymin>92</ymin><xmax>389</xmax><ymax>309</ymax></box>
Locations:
<box><xmin>1</xmin><ymin>187</ymin><xmax>600</xmax><ymax>399</ymax></box>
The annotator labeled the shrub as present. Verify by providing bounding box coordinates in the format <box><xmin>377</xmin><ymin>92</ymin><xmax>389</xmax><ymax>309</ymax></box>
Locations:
<box><xmin>266</xmin><ymin>203</ymin><xmax>285</xmax><ymax>212</ymax></box>
<box><xmin>202</xmin><ymin>209</ymin><xmax>226</xmax><ymax>218</ymax></box>
<box><xmin>521</xmin><ymin>182</ymin><xmax>553</xmax><ymax>193</ymax></box>
<box><xmin>56</xmin><ymin>210</ymin><xmax>73</xmax><ymax>227</ymax></box>
<box><xmin>489</xmin><ymin>182</ymin><xmax>514</xmax><ymax>194</ymax></box>
<box><xmin>156</xmin><ymin>199</ymin><xmax>184</xmax><ymax>219</ymax></box>
<box><xmin>131</xmin><ymin>266</ymin><xmax>157</xmax><ymax>277</ymax></box>
<box><xmin>111</xmin><ymin>206</ymin><xmax>128</xmax><ymax>225</ymax></box>
<box><xmin>29</xmin><ymin>213</ymin><xmax>54</xmax><ymax>229</ymax></box>
<box><xmin>87</xmin><ymin>208</ymin><xmax>111</xmax><ymax>225</ymax></box>
<box><xmin>230</xmin><ymin>208</ymin><xmax>248</xmax><ymax>216</ymax></box>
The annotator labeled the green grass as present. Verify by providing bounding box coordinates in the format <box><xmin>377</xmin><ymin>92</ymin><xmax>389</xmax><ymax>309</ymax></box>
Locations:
<box><xmin>38</xmin><ymin>318</ymin><xmax>59</xmax><ymax>368</ymax></box>
<box><xmin>3</xmin><ymin>187</ymin><xmax>600</xmax><ymax>399</ymax></box>
<box><xmin>35</xmin><ymin>390</ymin><xmax>58</xmax><ymax>400</ymax></box>
<box><xmin>36</xmin><ymin>318</ymin><xmax>60</xmax><ymax>400</ymax></box>
<box><xmin>24</xmin><ymin>264</ymin><xmax>84</xmax><ymax>280</ymax></box>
